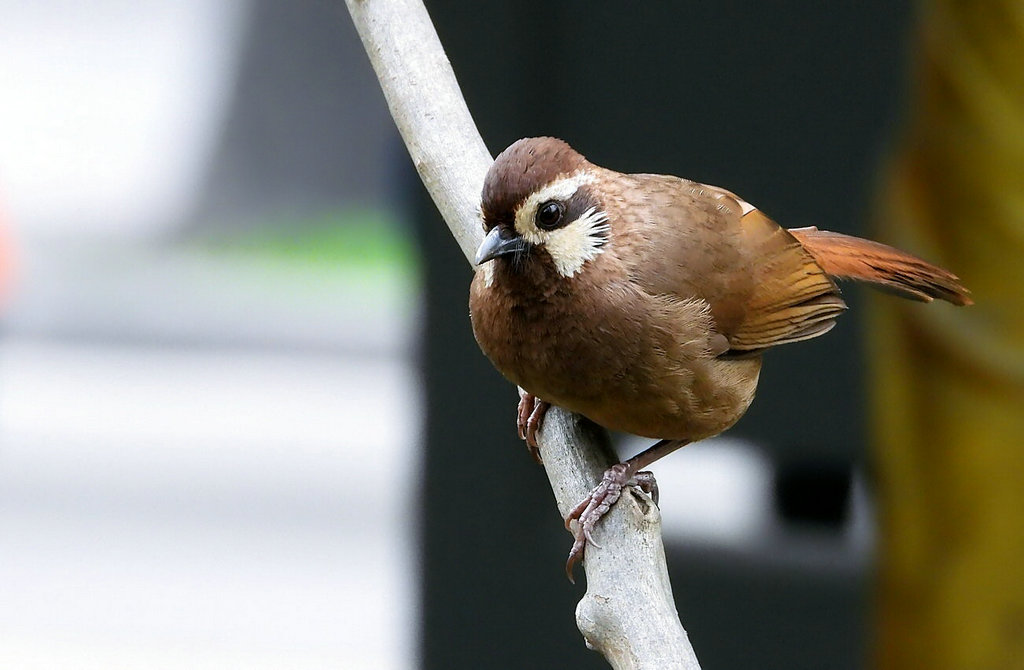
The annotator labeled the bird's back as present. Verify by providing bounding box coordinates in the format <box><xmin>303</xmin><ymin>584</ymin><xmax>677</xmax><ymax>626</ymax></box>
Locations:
<box><xmin>608</xmin><ymin>171</ymin><xmax>848</xmax><ymax>354</ymax></box>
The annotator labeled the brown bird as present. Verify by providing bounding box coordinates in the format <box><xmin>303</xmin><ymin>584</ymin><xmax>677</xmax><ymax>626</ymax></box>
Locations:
<box><xmin>468</xmin><ymin>137</ymin><xmax>971</xmax><ymax>579</ymax></box>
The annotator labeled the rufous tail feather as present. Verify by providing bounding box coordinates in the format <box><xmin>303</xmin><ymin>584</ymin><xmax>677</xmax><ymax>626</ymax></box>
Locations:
<box><xmin>788</xmin><ymin>227</ymin><xmax>972</xmax><ymax>306</ymax></box>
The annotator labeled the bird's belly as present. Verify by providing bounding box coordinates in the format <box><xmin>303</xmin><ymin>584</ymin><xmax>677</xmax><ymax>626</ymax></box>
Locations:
<box><xmin>568</xmin><ymin>357</ymin><xmax>762</xmax><ymax>441</ymax></box>
<box><xmin>471</xmin><ymin>291</ymin><xmax>761</xmax><ymax>442</ymax></box>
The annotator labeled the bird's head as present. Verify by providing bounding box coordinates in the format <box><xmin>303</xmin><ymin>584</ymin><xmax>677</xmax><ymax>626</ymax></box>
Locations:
<box><xmin>476</xmin><ymin>137</ymin><xmax>611</xmax><ymax>279</ymax></box>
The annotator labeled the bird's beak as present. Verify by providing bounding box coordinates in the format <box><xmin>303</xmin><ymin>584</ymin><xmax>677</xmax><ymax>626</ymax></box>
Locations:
<box><xmin>475</xmin><ymin>226</ymin><xmax>529</xmax><ymax>265</ymax></box>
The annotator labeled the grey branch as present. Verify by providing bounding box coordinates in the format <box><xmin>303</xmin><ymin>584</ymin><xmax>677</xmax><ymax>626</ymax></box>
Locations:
<box><xmin>345</xmin><ymin>0</ymin><xmax>700</xmax><ymax>667</ymax></box>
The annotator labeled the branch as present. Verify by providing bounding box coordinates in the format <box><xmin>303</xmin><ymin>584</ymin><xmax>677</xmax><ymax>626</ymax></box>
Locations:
<box><xmin>345</xmin><ymin>1</ymin><xmax>700</xmax><ymax>667</ymax></box>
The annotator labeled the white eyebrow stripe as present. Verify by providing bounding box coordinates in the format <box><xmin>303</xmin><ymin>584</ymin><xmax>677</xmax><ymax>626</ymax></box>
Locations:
<box><xmin>513</xmin><ymin>172</ymin><xmax>596</xmax><ymax>239</ymax></box>
<box><xmin>527</xmin><ymin>172</ymin><xmax>595</xmax><ymax>206</ymax></box>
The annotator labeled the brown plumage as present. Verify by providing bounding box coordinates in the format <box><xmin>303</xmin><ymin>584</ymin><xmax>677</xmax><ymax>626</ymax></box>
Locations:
<box><xmin>787</xmin><ymin>227</ymin><xmax>973</xmax><ymax>305</ymax></box>
<box><xmin>468</xmin><ymin>137</ymin><xmax>970</xmax><ymax>578</ymax></box>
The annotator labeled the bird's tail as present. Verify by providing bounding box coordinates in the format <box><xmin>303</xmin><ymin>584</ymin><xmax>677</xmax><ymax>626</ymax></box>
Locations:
<box><xmin>788</xmin><ymin>227</ymin><xmax>972</xmax><ymax>306</ymax></box>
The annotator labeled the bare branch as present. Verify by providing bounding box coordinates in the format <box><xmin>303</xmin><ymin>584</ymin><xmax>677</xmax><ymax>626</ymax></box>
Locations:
<box><xmin>345</xmin><ymin>0</ymin><xmax>488</xmax><ymax>262</ymax></box>
<box><xmin>345</xmin><ymin>1</ymin><xmax>700</xmax><ymax>667</ymax></box>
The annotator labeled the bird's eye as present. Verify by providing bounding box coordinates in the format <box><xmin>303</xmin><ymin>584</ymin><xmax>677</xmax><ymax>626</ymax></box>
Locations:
<box><xmin>536</xmin><ymin>201</ymin><xmax>563</xmax><ymax>230</ymax></box>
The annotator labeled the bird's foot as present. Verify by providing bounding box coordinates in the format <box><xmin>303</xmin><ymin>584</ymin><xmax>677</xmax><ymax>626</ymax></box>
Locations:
<box><xmin>563</xmin><ymin>464</ymin><xmax>659</xmax><ymax>582</ymax></box>
<box><xmin>516</xmin><ymin>390</ymin><xmax>549</xmax><ymax>464</ymax></box>
<box><xmin>633</xmin><ymin>470</ymin><xmax>659</xmax><ymax>505</ymax></box>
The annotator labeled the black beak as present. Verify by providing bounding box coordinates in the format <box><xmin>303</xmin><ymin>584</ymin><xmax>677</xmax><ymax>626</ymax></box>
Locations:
<box><xmin>475</xmin><ymin>226</ymin><xmax>529</xmax><ymax>265</ymax></box>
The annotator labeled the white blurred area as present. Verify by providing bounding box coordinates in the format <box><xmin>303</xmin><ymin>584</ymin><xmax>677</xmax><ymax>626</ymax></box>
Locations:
<box><xmin>0</xmin><ymin>3</ymin><xmax>419</xmax><ymax>669</ymax></box>
<box><xmin>0</xmin><ymin>341</ymin><xmax>419</xmax><ymax>669</ymax></box>
<box><xmin>0</xmin><ymin>1</ymin><xmax>243</xmax><ymax>238</ymax></box>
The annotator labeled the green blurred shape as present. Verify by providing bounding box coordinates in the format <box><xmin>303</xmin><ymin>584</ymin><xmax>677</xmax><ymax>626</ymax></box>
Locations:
<box><xmin>201</xmin><ymin>208</ymin><xmax>418</xmax><ymax>281</ymax></box>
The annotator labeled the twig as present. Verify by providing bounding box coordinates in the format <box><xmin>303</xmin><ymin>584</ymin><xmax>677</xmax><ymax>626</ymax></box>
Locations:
<box><xmin>345</xmin><ymin>1</ymin><xmax>700</xmax><ymax>667</ymax></box>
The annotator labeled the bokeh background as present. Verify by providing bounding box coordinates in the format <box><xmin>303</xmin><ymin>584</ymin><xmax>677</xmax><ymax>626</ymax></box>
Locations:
<box><xmin>1</xmin><ymin>1</ymin><xmax>1018</xmax><ymax>669</ymax></box>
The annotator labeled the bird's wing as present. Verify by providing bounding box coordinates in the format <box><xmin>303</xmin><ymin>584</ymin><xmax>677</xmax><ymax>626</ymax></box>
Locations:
<box><xmin>622</xmin><ymin>175</ymin><xmax>846</xmax><ymax>351</ymax></box>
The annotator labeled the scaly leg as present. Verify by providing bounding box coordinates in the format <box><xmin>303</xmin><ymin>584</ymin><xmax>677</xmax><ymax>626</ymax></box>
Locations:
<box><xmin>516</xmin><ymin>390</ymin><xmax>549</xmax><ymax>464</ymax></box>
<box><xmin>563</xmin><ymin>438</ymin><xmax>689</xmax><ymax>581</ymax></box>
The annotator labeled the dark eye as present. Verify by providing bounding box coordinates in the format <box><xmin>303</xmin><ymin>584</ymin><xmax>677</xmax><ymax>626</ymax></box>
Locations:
<box><xmin>536</xmin><ymin>201</ymin><xmax>563</xmax><ymax>230</ymax></box>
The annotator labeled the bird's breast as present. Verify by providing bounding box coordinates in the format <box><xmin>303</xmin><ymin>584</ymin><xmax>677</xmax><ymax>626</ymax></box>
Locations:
<box><xmin>469</xmin><ymin>265</ymin><xmax>759</xmax><ymax>440</ymax></box>
<box><xmin>469</xmin><ymin>267</ymin><xmax>613</xmax><ymax>402</ymax></box>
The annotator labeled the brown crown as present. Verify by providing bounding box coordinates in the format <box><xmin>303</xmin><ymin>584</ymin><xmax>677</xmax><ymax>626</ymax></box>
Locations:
<box><xmin>481</xmin><ymin>137</ymin><xmax>589</xmax><ymax>226</ymax></box>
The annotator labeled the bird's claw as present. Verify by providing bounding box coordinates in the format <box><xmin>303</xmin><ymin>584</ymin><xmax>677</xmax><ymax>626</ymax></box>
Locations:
<box><xmin>563</xmin><ymin>463</ymin><xmax>656</xmax><ymax>582</ymax></box>
<box><xmin>516</xmin><ymin>391</ymin><xmax>549</xmax><ymax>464</ymax></box>
<box><xmin>516</xmin><ymin>392</ymin><xmax>662</xmax><ymax>582</ymax></box>
<box><xmin>633</xmin><ymin>470</ymin><xmax>659</xmax><ymax>505</ymax></box>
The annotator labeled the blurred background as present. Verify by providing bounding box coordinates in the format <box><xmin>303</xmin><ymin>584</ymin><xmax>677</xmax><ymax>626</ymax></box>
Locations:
<box><xmin>1</xmin><ymin>1</ymin><xmax>1019</xmax><ymax>669</ymax></box>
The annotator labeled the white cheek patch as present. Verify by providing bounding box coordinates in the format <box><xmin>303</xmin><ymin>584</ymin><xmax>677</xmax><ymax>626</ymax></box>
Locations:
<box><xmin>535</xmin><ymin>207</ymin><xmax>610</xmax><ymax>277</ymax></box>
<box><xmin>511</xmin><ymin>172</ymin><xmax>610</xmax><ymax>278</ymax></box>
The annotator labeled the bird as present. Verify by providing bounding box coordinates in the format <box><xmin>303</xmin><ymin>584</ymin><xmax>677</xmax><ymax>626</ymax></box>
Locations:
<box><xmin>468</xmin><ymin>136</ymin><xmax>971</xmax><ymax>580</ymax></box>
